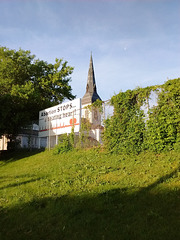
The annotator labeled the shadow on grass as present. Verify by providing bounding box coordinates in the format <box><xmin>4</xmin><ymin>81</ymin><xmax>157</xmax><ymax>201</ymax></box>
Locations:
<box><xmin>0</xmin><ymin>186</ymin><xmax>179</xmax><ymax>240</ymax></box>
<box><xmin>0</xmin><ymin>177</ymin><xmax>42</xmax><ymax>191</ymax></box>
<box><xmin>0</xmin><ymin>149</ymin><xmax>44</xmax><ymax>163</ymax></box>
<box><xmin>142</xmin><ymin>165</ymin><xmax>180</xmax><ymax>192</ymax></box>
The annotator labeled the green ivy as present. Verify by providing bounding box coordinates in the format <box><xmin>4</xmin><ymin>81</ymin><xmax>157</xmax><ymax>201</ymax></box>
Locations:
<box><xmin>103</xmin><ymin>90</ymin><xmax>145</xmax><ymax>154</ymax></box>
<box><xmin>84</xmin><ymin>99</ymin><xmax>103</xmax><ymax>113</ymax></box>
<box><xmin>103</xmin><ymin>78</ymin><xmax>180</xmax><ymax>153</ymax></box>
<box><xmin>144</xmin><ymin>78</ymin><xmax>180</xmax><ymax>152</ymax></box>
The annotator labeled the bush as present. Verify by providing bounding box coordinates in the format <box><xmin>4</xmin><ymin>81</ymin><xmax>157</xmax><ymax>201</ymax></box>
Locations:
<box><xmin>53</xmin><ymin>134</ymin><xmax>73</xmax><ymax>154</ymax></box>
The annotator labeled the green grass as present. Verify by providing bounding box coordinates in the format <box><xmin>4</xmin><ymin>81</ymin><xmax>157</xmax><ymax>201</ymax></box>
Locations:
<box><xmin>0</xmin><ymin>149</ymin><xmax>180</xmax><ymax>240</ymax></box>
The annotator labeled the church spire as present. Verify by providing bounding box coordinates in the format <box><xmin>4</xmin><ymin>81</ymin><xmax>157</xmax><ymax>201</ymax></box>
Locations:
<box><xmin>82</xmin><ymin>54</ymin><xmax>101</xmax><ymax>105</ymax></box>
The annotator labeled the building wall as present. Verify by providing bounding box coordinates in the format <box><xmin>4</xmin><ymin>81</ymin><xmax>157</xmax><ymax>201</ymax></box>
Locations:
<box><xmin>81</xmin><ymin>103</ymin><xmax>103</xmax><ymax>144</ymax></box>
<box><xmin>39</xmin><ymin>137</ymin><xmax>47</xmax><ymax>149</ymax></box>
<box><xmin>81</xmin><ymin>104</ymin><xmax>101</xmax><ymax>126</ymax></box>
<box><xmin>0</xmin><ymin>135</ymin><xmax>8</xmax><ymax>150</ymax></box>
<box><xmin>16</xmin><ymin>134</ymin><xmax>39</xmax><ymax>149</ymax></box>
<box><xmin>89</xmin><ymin>128</ymin><xmax>103</xmax><ymax>143</ymax></box>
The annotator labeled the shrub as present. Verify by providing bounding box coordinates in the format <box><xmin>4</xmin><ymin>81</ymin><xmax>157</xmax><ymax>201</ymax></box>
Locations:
<box><xmin>53</xmin><ymin>134</ymin><xmax>73</xmax><ymax>154</ymax></box>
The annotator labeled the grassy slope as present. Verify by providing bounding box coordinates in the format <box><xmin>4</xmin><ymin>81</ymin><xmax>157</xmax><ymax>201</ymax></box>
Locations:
<box><xmin>0</xmin><ymin>149</ymin><xmax>180</xmax><ymax>240</ymax></box>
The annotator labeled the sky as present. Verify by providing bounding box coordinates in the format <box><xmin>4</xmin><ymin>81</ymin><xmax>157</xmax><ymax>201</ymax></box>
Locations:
<box><xmin>0</xmin><ymin>0</ymin><xmax>179</xmax><ymax>101</ymax></box>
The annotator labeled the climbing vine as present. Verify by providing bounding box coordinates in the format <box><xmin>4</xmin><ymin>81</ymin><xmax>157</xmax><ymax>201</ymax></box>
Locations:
<box><xmin>103</xmin><ymin>89</ymin><xmax>146</xmax><ymax>154</ymax></box>
<box><xmin>144</xmin><ymin>78</ymin><xmax>180</xmax><ymax>152</ymax></box>
<box><xmin>84</xmin><ymin>99</ymin><xmax>103</xmax><ymax>113</ymax></box>
<box><xmin>103</xmin><ymin>78</ymin><xmax>180</xmax><ymax>153</ymax></box>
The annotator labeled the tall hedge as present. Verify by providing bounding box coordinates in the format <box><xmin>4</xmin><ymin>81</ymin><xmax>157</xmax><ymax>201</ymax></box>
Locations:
<box><xmin>144</xmin><ymin>78</ymin><xmax>180</xmax><ymax>152</ymax></box>
<box><xmin>103</xmin><ymin>78</ymin><xmax>180</xmax><ymax>153</ymax></box>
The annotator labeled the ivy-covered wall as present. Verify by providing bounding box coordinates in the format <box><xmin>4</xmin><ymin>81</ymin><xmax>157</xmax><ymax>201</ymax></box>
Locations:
<box><xmin>103</xmin><ymin>78</ymin><xmax>180</xmax><ymax>153</ymax></box>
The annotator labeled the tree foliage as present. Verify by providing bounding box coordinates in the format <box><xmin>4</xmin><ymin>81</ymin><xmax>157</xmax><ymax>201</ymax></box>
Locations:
<box><xmin>103</xmin><ymin>78</ymin><xmax>180</xmax><ymax>153</ymax></box>
<box><xmin>0</xmin><ymin>46</ymin><xmax>75</xmax><ymax>136</ymax></box>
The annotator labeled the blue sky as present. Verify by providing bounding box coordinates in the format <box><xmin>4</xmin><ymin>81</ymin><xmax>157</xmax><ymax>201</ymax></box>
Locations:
<box><xmin>0</xmin><ymin>0</ymin><xmax>179</xmax><ymax>101</ymax></box>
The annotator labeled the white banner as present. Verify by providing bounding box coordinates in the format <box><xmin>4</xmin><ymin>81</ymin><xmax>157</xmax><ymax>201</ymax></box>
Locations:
<box><xmin>39</xmin><ymin>98</ymin><xmax>81</xmax><ymax>137</ymax></box>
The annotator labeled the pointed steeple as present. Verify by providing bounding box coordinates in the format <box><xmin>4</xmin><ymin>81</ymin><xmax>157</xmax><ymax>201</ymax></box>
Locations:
<box><xmin>82</xmin><ymin>54</ymin><xmax>101</xmax><ymax>105</ymax></box>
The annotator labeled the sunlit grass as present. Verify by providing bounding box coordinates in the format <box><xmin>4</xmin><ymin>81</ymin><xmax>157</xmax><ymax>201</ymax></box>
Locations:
<box><xmin>0</xmin><ymin>149</ymin><xmax>180</xmax><ymax>240</ymax></box>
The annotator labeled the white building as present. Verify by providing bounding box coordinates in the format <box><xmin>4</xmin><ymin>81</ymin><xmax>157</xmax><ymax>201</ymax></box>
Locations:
<box><xmin>38</xmin><ymin>54</ymin><xmax>103</xmax><ymax>149</ymax></box>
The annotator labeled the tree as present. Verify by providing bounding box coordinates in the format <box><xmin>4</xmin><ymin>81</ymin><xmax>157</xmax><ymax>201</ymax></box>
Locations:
<box><xmin>0</xmin><ymin>46</ymin><xmax>75</xmax><ymax>136</ymax></box>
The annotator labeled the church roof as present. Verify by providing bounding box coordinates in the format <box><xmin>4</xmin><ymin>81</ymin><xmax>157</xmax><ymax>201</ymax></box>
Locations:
<box><xmin>82</xmin><ymin>54</ymin><xmax>102</xmax><ymax>105</ymax></box>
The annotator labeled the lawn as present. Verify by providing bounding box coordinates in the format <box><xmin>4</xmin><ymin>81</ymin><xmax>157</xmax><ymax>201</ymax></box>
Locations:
<box><xmin>0</xmin><ymin>149</ymin><xmax>180</xmax><ymax>240</ymax></box>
